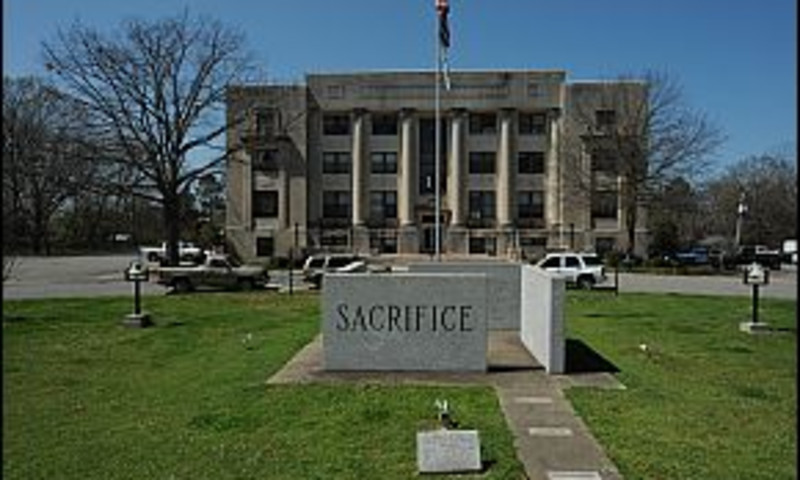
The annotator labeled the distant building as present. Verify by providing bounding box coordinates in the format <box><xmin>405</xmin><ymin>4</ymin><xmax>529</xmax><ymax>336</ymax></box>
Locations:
<box><xmin>225</xmin><ymin>70</ymin><xmax>649</xmax><ymax>262</ymax></box>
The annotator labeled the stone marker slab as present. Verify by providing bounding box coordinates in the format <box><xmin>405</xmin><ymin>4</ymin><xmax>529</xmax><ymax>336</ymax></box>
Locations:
<box><xmin>417</xmin><ymin>429</ymin><xmax>482</xmax><ymax>473</ymax></box>
<box><xmin>323</xmin><ymin>273</ymin><xmax>488</xmax><ymax>371</ymax></box>
<box><xmin>408</xmin><ymin>262</ymin><xmax>521</xmax><ymax>330</ymax></box>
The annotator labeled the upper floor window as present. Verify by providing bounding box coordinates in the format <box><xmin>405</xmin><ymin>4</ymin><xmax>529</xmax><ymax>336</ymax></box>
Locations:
<box><xmin>323</xmin><ymin>113</ymin><xmax>350</xmax><ymax>135</ymax></box>
<box><xmin>469</xmin><ymin>112</ymin><xmax>497</xmax><ymax>135</ymax></box>
<box><xmin>595</xmin><ymin>109</ymin><xmax>616</xmax><ymax>129</ymax></box>
<box><xmin>253</xmin><ymin>150</ymin><xmax>279</xmax><ymax>172</ymax></box>
<box><xmin>591</xmin><ymin>149</ymin><xmax>617</xmax><ymax>173</ymax></box>
<box><xmin>469</xmin><ymin>152</ymin><xmax>495</xmax><ymax>174</ymax></box>
<box><xmin>518</xmin><ymin>151</ymin><xmax>545</xmax><ymax>174</ymax></box>
<box><xmin>518</xmin><ymin>112</ymin><xmax>547</xmax><ymax>135</ymax></box>
<box><xmin>370</xmin><ymin>152</ymin><xmax>398</xmax><ymax>174</ymax></box>
<box><xmin>372</xmin><ymin>113</ymin><xmax>398</xmax><ymax>135</ymax></box>
<box><xmin>254</xmin><ymin>109</ymin><xmax>279</xmax><ymax>137</ymax></box>
<box><xmin>323</xmin><ymin>151</ymin><xmax>351</xmax><ymax>174</ymax></box>
<box><xmin>252</xmin><ymin>191</ymin><xmax>279</xmax><ymax>218</ymax></box>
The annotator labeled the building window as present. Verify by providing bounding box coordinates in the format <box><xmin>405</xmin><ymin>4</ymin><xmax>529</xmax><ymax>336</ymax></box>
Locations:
<box><xmin>256</xmin><ymin>237</ymin><xmax>274</xmax><ymax>257</ymax></box>
<box><xmin>253</xmin><ymin>150</ymin><xmax>279</xmax><ymax>172</ymax></box>
<box><xmin>323</xmin><ymin>113</ymin><xmax>350</xmax><ymax>135</ymax></box>
<box><xmin>252</xmin><ymin>191</ymin><xmax>279</xmax><ymax>218</ymax></box>
<box><xmin>520</xmin><ymin>236</ymin><xmax>547</xmax><ymax>247</ymax></box>
<box><xmin>592</xmin><ymin>190</ymin><xmax>618</xmax><ymax>220</ymax></box>
<box><xmin>518</xmin><ymin>151</ymin><xmax>545</xmax><ymax>174</ymax></box>
<box><xmin>595</xmin><ymin>109</ymin><xmax>616</xmax><ymax>129</ymax></box>
<box><xmin>370</xmin><ymin>191</ymin><xmax>397</xmax><ymax>221</ymax></box>
<box><xmin>370</xmin><ymin>231</ymin><xmax>398</xmax><ymax>254</ymax></box>
<box><xmin>518</xmin><ymin>112</ymin><xmax>547</xmax><ymax>135</ymax></box>
<box><xmin>469</xmin><ymin>236</ymin><xmax>496</xmax><ymax>255</ymax></box>
<box><xmin>370</xmin><ymin>152</ymin><xmax>398</xmax><ymax>174</ymax></box>
<box><xmin>518</xmin><ymin>191</ymin><xmax>544</xmax><ymax>219</ymax></box>
<box><xmin>321</xmin><ymin>232</ymin><xmax>349</xmax><ymax>247</ymax></box>
<box><xmin>469</xmin><ymin>152</ymin><xmax>495</xmax><ymax>174</ymax></box>
<box><xmin>254</xmin><ymin>109</ymin><xmax>279</xmax><ymax>138</ymax></box>
<box><xmin>469</xmin><ymin>191</ymin><xmax>495</xmax><ymax>225</ymax></box>
<box><xmin>372</xmin><ymin>113</ymin><xmax>398</xmax><ymax>135</ymax></box>
<box><xmin>322</xmin><ymin>191</ymin><xmax>351</xmax><ymax>218</ymax></box>
<box><xmin>322</xmin><ymin>151</ymin><xmax>351</xmax><ymax>174</ymax></box>
<box><xmin>469</xmin><ymin>112</ymin><xmax>497</xmax><ymax>135</ymax></box>
<box><xmin>591</xmin><ymin>149</ymin><xmax>617</xmax><ymax>173</ymax></box>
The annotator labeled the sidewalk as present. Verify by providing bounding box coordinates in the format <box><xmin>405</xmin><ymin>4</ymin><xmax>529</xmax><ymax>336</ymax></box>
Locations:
<box><xmin>268</xmin><ymin>332</ymin><xmax>622</xmax><ymax>479</ymax></box>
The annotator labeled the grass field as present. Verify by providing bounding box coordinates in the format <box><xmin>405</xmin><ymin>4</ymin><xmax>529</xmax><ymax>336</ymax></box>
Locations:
<box><xmin>566</xmin><ymin>292</ymin><xmax>797</xmax><ymax>479</ymax></box>
<box><xmin>2</xmin><ymin>292</ymin><xmax>522</xmax><ymax>480</ymax></box>
<box><xmin>4</xmin><ymin>291</ymin><xmax>796</xmax><ymax>479</ymax></box>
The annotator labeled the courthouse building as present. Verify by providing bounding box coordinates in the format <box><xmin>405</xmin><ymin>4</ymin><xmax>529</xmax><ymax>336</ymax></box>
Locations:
<box><xmin>225</xmin><ymin>70</ymin><xmax>649</xmax><ymax>262</ymax></box>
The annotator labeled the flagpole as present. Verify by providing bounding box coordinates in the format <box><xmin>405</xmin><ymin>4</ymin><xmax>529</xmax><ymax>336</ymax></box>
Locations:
<box><xmin>434</xmin><ymin>11</ymin><xmax>442</xmax><ymax>261</ymax></box>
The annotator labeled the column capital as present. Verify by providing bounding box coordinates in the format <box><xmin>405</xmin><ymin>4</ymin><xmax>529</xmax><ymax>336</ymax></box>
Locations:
<box><xmin>400</xmin><ymin>108</ymin><xmax>417</xmax><ymax>118</ymax></box>
<box><xmin>352</xmin><ymin>108</ymin><xmax>369</xmax><ymax>117</ymax></box>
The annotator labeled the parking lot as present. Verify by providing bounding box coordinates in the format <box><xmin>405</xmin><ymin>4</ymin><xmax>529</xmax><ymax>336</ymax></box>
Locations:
<box><xmin>2</xmin><ymin>255</ymin><xmax>796</xmax><ymax>300</ymax></box>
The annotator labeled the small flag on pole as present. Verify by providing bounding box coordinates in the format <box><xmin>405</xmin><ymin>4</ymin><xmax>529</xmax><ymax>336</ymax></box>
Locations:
<box><xmin>436</xmin><ymin>0</ymin><xmax>452</xmax><ymax>90</ymax></box>
<box><xmin>436</xmin><ymin>0</ymin><xmax>450</xmax><ymax>48</ymax></box>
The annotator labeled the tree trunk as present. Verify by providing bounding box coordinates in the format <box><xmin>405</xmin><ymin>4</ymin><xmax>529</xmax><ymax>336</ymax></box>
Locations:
<box><xmin>163</xmin><ymin>195</ymin><xmax>181</xmax><ymax>266</ymax></box>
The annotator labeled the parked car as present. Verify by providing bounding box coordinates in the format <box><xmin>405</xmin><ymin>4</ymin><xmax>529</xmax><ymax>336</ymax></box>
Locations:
<box><xmin>666</xmin><ymin>247</ymin><xmax>710</xmax><ymax>266</ymax></box>
<box><xmin>782</xmin><ymin>239</ymin><xmax>797</xmax><ymax>265</ymax></box>
<box><xmin>534</xmin><ymin>252</ymin><xmax>606</xmax><ymax>289</ymax></box>
<box><xmin>734</xmin><ymin>245</ymin><xmax>782</xmax><ymax>270</ymax></box>
<box><xmin>155</xmin><ymin>254</ymin><xmax>269</xmax><ymax>293</ymax></box>
<box><xmin>302</xmin><ymin>253</ymin><xmax>367</xmax><ymax>289</ymax></box>
<box><xmin>139</xmin><ymin>241</ymin><xmax>203</xmax><ymax>264</ymax></box>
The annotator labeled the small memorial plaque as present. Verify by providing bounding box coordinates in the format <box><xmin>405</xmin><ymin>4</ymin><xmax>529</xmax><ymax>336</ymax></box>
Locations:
<box><xmin>416</xmin><ymin>430</ymin><xmax>482</xmax><ymax>474</ymax></box>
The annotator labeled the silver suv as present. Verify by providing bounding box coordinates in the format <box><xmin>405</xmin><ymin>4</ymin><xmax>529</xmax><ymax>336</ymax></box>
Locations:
<box><xmin>535</xmin><ymin>252</ymin><xmax>606</xmax><ymax>289</ymax></box>
<box><xmin>302</xmin><ymin>254</ymin><xmax>366</xmax><ymax>288</ymax></box>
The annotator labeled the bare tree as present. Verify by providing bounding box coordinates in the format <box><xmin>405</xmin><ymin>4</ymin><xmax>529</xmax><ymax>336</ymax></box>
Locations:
<box><xmin>701</xmin><ymin>148</ymin><xmax>797</xmax><ymax>248</ymax></box>
<box><xmin>564</xmin><ymin>71</ymin><xmax>725</xmax><ymax>255</ymax></box>
<box><xmin>3</xmin><ymin>76</ymin><xmax>97</xmax><ymax>255</ymax></box>
<box><xmin>42</xmin><ymin>10</ymin><xmax>255</xmax><ymax>264</ymax></box>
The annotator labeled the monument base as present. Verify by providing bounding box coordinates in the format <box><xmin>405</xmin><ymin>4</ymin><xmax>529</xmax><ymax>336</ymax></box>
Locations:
<box><xmin>739</xmin><ymin>321</ymin><xmax>770</xmax><ymax>334</ymax></box>
<box><xmin>123</xmin><ymin>313</ymin><xmax>153</xmax><ymax>328</ymax></box>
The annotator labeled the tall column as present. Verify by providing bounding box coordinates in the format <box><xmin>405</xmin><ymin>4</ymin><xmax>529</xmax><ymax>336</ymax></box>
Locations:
<box><xmin>351</xmin><ymin>109</ymin><xmax>369</xmax><ymax>227</ymax></box>
<box><xmin>496</xmin><ymin>108</ymin><xmax>516</xmax><ymax>228</ymax></box>
<box><xmin>545</xmin><ymin>109</ymin><xmax>561</xmax><ymax>229</ymax></box>
<box><xmin>448</xmin><ymin>109</ymin><xmax>467</xmax><ymax>227</ymax></box>
<box><xmin>398</xmin><ymin>109</ymin><xmax>417</xmax><ymax>226</ymax></box>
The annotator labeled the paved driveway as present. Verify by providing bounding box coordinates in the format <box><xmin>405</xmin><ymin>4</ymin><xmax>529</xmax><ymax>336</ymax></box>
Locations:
<box><xmin>2</xmin><ymin>256</ymin><xmax>797</xmax><ymax>301</ymax></box>
<box><xmin>613</xmin><ymin>269</ymin><xmax>796</xmax><ymax>300</ymax></box>
<box><xmin>3</xmin><ymin>254</ymin><xmax>165</xmax><ymax>300</ymax></box>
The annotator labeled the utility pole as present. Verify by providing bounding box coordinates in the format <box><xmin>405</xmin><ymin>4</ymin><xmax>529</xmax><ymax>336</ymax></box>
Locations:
<box><xmin>734</xmin><ymin>192</ymin><xmax>747</xmax><ymax>249</ymax></box>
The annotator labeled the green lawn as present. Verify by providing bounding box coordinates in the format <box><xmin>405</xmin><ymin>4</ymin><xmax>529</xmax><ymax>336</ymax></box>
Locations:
<box><xmin>566</xmin><ymin>292</ymin><xmax>797</xmax><ymax>480</ymax></box>
<box><xmin>3</xmin><ymin>293</ymin><xmax>522</xmax><ymax>480</ymax></box>
<box><xmin>5</xmin><ymin>291</ymin><xmax>796</xmax><ymax>479</ymax></box>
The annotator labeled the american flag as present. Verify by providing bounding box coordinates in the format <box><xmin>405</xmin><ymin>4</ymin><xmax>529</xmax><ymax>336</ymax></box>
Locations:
<box><xmin>436</xmin><ymin>0</ymin><xmax>452</xmax><ymax>90</ymax></box>
<box><xmin>436</xmin><ymin>0</ymin><xmax>450</xmax><ymax>49</ymax></box>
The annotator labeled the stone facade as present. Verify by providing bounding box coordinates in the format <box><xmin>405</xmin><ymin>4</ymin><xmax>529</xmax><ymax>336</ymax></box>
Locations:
<box><xmin>226</xmin><ymin>70</ymin><xmax>649</xmax><ymax>262</ymax></box>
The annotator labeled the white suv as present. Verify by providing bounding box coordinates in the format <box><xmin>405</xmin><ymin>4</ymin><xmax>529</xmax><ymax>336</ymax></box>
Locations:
<box><xmin>302</xmin><ymin>254</ymin><xmax>366</xmax><ymax>288</ymax></box>
<box><xmin>535</xmin><ymin>252</ymin><xmax>606</xmax><ymax>289</ymax></box>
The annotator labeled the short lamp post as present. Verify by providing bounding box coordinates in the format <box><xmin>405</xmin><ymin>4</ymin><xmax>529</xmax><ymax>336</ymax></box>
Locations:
<box><xmin>740</xmin><ymin>262</ymin><xmax>769</xmax><ymax>333</ymax></box>
<box><xmin>123</xmin><ymin>261</ymin><xmax>152</xmax><ymax>328</ymax></box>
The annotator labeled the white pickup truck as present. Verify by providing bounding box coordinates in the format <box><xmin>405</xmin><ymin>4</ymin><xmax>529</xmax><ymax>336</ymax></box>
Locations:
<box><xmin>155</xmin><ymin>254</ymin><xmax>270</xmax><ymax>293</ymax></box>
<box><xmin>139</xmin><ymin>241</ymin><xmax>202</xmax><ymax>263</ymax></box>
